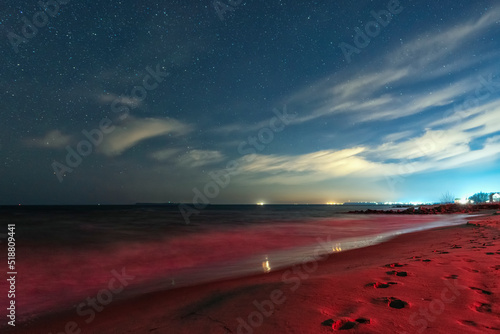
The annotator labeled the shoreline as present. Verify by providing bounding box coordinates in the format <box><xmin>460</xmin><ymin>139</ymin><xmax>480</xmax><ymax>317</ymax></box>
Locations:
<box><xmin>9</xmin><ymin>212</ymin><xmax>500</xmax><ymax>333</ymax></box>
<box><xmin>348</xmin><ymin>203</ymin><xmax>500</xmax><ymax>214</ymax></box>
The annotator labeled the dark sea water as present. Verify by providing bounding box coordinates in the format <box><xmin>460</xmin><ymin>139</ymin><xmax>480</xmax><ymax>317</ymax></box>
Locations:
<box><xmin>0</xmin><ymin>204</ymin><xmax>469</xmax><ymax>325</ymax></box>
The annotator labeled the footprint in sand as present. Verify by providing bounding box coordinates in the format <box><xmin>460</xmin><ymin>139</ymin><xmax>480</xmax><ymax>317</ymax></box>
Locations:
<box><xmin>384</xmin><ymin>262</ymin><xmax>407</xmax><ymax>268</ymax></box>
<box><xmin>460</xmin><ymin>320</ymin><xmax>500</xmax><ymax>330</ymax></box>
<box><xmin>388</xmin><ymin>298</ymin><xmax>407</xmax><ymax>309</ymax></box>
<box><xmin>321</xmin><ymin>317</ymin><xmax>371</xmax><ymax>330</ymax></box>
<box><xmin>463</xmin><ymin>258</ymin><xmax>476</xmax><ymax>263</ymax></box>
<box><xmin>409</xmin><ymin>257</ymin><xmax>432</xmax><ymax>262</ymax></box>
<box><xmin>473</xmin><ymin>302</ymin><xmax>492</xmax><ymax>313</ymax></box>
<box><xmin>444</xmin><ymin>274</ymin><xmax>458</xmax><ymax>279</ymax></box>
<box><xmin>386</xmin><ymin>270</ymin><xmax>408</xmax><ymax>277</ymax></box>
<box><xmin>372</xmin><ymin>297</ymin><xmax>408</xmax><ymax>309</ymax></box>
<box><xmin>470</xmin><ymin>287</ymin><xmax>493</xmax><ymax>295</ymax></box>
<box><xmin>462</xmin><ymin>320</ymin><xmax>479</xmax><ymax>326</ymax></box>
<box><xmin>355</xmin><ymin>318</ymin><xmax>370</xmax><ymax>324</ymax></box>
<box><xmin>332</xmin><ymin>319</ymin><xmax>356</xmax><ymax>330</ymax></box>
<box><xmin>365</xmin><ymin>282</ymin><xmax>397</xmax><ymax>289</ymax></box>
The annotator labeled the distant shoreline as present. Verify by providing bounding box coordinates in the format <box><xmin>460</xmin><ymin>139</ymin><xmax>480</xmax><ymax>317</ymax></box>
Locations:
<box><xmin>349</xmin><ymin>202</ymin><xmax>500</xmax><ymax>214</ymax></box>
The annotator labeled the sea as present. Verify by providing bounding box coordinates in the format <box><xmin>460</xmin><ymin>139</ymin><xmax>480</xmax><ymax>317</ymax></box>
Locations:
<box><xmin>0</xmin><ymin>204</ymin><xmax>469</xmax><ymax>325</ymax></box>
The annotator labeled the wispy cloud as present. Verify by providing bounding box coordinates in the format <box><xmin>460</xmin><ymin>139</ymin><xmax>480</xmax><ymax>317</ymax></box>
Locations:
<box><xmin>150</xmin><ymin>148</ymin><xmax>181</xmax><ymax>161</ymax></box>
<box><xmin>383</xmin><ymin>130</ymin><xmax>414</xmax><ymax>142</ymax></box>
<box><xmin>389</xmin><ymin>7</ymin><xmax>500</xmax><ymax>68</ymax></box>
<box><xmin>332</xmin><ymin>69</ymin><xmax>409</xmax><ymax>100</ymax></box>
<box><xmin>358</xmin><ymin>78</ymin><xmax>476</xmax><ymax>122</ymax></box>
<box><xmin>233</xmin><ymin>147</ymin><xmax>394</xmax><ymax>185</ymax></box>
<box><xmin>99</xmin><ymin>117</ymin><xmax>192</xmax><ymax>156</ymax></box>
<box><xmin>232</xmin><ymin>124</ymin><xmax>500</xmax><ymax>185</ymax></box>
<box><xmin>178</xmin><ymin>150</ymin><xmax>225</xmax><ymax>167</ymax></box>
<box><xmin>98</xmin><ymin>93</ymin><xmax>143</xmax><ymax>109</ymax></box>
<box><xmin>26</xmin><ymin>130</ymin><xmax>72</xmax><ymax>148</ymax></box>
<box><xmin>150</xmin><ymin>148</ymin><xmax>224</xmax><ymax>167</ymax></box>
<box><xmin>213</xmin><ymin>8</ymin><xmax>500</xmax><ymax>185</ymax></box>
<box><xmin>375</xmin><ymin>129</ymin><xmax>471</xmax><ymax>161</ymax></box>
<box><xmin>283</xmin><ymin>8</ymin><xmax>500</xmax><ymax>125</ymax></box>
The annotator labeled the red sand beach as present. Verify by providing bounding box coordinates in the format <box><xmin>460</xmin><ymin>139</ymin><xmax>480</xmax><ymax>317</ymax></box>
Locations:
<box><xmin>11</xmin><ymin>211</ymin><xmax>500</xmax><ymax>334</ymax></box>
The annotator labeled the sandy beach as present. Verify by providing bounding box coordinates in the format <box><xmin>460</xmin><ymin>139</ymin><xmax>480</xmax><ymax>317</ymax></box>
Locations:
<box><xmin>10</xmin><ymin>211</ymin><xmax>500</xmax><ymax>334</ymax></box>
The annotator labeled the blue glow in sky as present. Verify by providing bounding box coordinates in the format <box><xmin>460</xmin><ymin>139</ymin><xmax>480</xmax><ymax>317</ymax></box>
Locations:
<box><xmin>1</xmin><ymin>0</ymin><xmax>499</xmax><ymax>204</ymax></box>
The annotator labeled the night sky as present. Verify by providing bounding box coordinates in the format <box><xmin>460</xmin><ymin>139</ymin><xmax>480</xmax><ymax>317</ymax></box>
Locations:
<box><xmin>1</xmin><ymin>0</ymin><xmax>499</xmax><ymax>205</ymax></box>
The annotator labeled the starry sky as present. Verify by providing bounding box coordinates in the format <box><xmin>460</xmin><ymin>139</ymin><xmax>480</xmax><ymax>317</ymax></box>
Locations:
<box><xmin>1</xmin><ymin>0</ymin><xmax>500</xmax><ymax>205</ymax></box>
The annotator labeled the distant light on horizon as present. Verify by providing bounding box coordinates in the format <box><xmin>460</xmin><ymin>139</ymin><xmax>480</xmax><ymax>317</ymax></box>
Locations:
<box><xmin>257</xmin><ymin>202</ymin><xmax>265</xmax><ymax>206</ymax></box>
<box><xmin>383</xmin><ymin>201</ymin><xmax>431</xmax><ymax>205</ymax></box>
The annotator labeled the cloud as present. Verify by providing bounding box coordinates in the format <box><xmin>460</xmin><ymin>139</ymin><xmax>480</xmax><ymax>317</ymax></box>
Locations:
<box><xmin>232</xmin><ymin>125</ymin><xmax>500</xmax><ymax>185</ymax></box>
<box><xmin>383</xmin><ymin>130</ymin><xmax>414</xmax><ymax>142</ymax></box>
<box><xmin>389</xmin><ymin>7</ymin><xmax>500</xmax><ymax>68</ymax></box>
<box><xmin>233</xmin><ymin>147</ymin><xmax>396</xmax><ymax>185</ymax></box>
<box><xmin>99</xmin><ymin>117</ymin><xmax>192</xmax><ymax>156</ymax></box>
<box><xmin>284</xmin><ymin>68</ymin><xmax>410</xmax><ymax>124</ymax></box>
<box><xmin>375</xmin><ymin>129</ymin><xmax>472</xmax><ymax>161</ymax></box>
<box><xmin>150</xmin><ymin>148</ymin><xmax>181</xmax><ymax>161</ymax></box>
<box><xmin>359</xmin><ymin>78</ymin><xmax>478</xmax><ymax>122</ymax></box>
<box><xmin>26</xmin><ymin>130</ymin><xmax>72</xmax><ymax>148</ymax></box>
<box><xmin>150</xmin><ymin>148</ymin><xmax>225</xmax><ymax>167</ymax></box>
<box><xmin>282</xmin><ymin>8</ymin><xmax>500</xmax><ymax>126</ymax></box>
<box><xmin>286</xmin><ymin>66</ymin><xmax>475</xmax><ymax>125</ymax></box>
<box><xmin>98</xmin><ymin>93</ymin><xmax>143</xmax><ymax>109</ymax></box>
<box><xmin>427</xmin><ymin>94</ymin><xmax>500</xmax><ymax>145</ymax></box>
<box><xmin>178</xmin><ymin>150</ymin><xmax>225</xmax><ymax>167</ymax></box>
<box><xmin>332</xmin><ymin>69</ymin><xmax>409</xmax><ymax>100</ymax></box>
<box><xmin>228</xmin><ymin>35</ymin><xmax>500</xmax><ymax>186</ymax></box>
